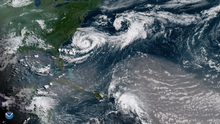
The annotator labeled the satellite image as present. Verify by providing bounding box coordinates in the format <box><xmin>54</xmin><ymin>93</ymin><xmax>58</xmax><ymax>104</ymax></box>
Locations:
<box><xmin>1</xmin><ymin>0</ymin><xmax>220</xmax><ymax>124</ymax></box>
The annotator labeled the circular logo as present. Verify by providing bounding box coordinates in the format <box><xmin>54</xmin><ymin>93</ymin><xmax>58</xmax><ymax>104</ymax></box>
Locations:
<box><xmin>5</xmin><ymin>111</ymin><xmax>13</xmax><ymax>120</ymax></box>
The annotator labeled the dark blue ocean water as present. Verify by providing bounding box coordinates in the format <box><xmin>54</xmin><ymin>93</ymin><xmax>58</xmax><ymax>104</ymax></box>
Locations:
<box><xmin>81</xmin><ymin>0</ymin><xmax>220</xmax><ymax>81</ymax></box>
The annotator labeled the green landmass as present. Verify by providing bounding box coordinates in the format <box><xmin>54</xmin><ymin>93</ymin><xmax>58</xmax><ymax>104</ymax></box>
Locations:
<box><xmin>24</xmin><ymin>85</ymin><xmax>38</xmax><ymax>102</ymax></box>
<box><xmin>0</xmin><ymin>0</ymin><xmax>102</xmax><ymax>70</ymax></box>
<box><xmin>49</xmin><ymin>79</ymin><xmax>85</xmax><ymax>91</ymax></box>
<box><xmin>71</xmin><ymin>97</ymin><xmax>79</xmax><ymax>100</ymax></box>
<box><xmin>47</xmin><ymin>109</ymin><xmax>53</xmax><ymax>123</ymax></box>
<box><xmin>27</xmin><ymin>113</ymin><xmax>40</xmax><ymax>120</ymax></box>
<box><xmin>27</xmin><ymin>110</ymin><xmax>52</xmax><ymax>124</ymax></box>
<box><xmin>27</xmin><ymin>85</ymin><xmax>38</xmax><ymax>90</ymax></box>
<box><xmin>87</xmin><ymin>91</ymin><xmax>108</xmax><ymax>100</ymax></box>
<box><xmin>49</xmin><ymin>79</ymin><xmax>108</xmax><ymax>100</ymax></box>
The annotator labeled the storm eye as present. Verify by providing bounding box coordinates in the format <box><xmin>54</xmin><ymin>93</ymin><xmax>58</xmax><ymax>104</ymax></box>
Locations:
<box><xmin>113</xmin><ymin>17</ymin><xmax>130</xmax><ymax>32</ymax></box>
<box><xmin>78</xmin><ymin>39</ymin><xmax>91</xmax><ymax>49</ymax></box>
<box><xmin>119</xmin><ymin>20</ymin><xmax>130</xmax><ymax>31</ymax></box>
